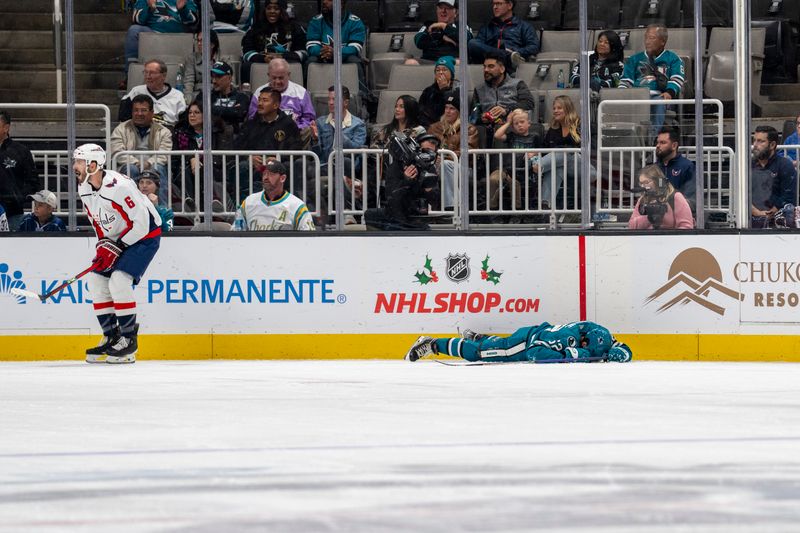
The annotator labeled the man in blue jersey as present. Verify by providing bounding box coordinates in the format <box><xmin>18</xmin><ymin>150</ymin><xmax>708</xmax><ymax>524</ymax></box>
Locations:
<box><xmin>405</xmin><ymin>321</ymin><xmax>633</xmax><ymax>363</ymax></box>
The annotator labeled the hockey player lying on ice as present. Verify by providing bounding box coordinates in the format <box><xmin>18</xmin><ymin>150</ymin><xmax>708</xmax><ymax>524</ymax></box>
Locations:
<box><xmin>405</xmin><ymin>321</ymin><xmax>632</xmax><ymax>363</ymax></box>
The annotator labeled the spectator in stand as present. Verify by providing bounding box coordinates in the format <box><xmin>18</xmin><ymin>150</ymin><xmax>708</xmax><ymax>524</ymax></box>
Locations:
<box><xmin>471</xmin><ymin>52</ymin><xmax>534</xmax><ymax>141</ymax></box>
<box><xmin>570</xmin><ymin>30</ymin><xmax>624</xmax><ymax>91</ymax></box>
<box><xmin>428</xmin><ymin>92</ymin><xmax>478</xmax><ymax>210</ymax></box>
<box><xmin>0</xmin><ymin>201</ymin><xmax>8</xmax><ymax>232</ymax></box>
<box><xmin>199</xmin><ymin>61</ymin><xmax>250</xmax><ymax>137</ymax></box>
<box><xmin>310</xmin><ymin>85</ymin><xmax>367</xmax><ymax>217</ymax></box>
<box><xmin>371</xmin><ymin>95</ymin><xmax>427</xmax><ymax>148</ymax></box>
<box><xmin>491</xmin><ymin>108</ymin><xmax>542</xmax><ymax>211</ymax></box>
<box><xmin>124</xmin><ymin>0</ymin><xmax>198</xmax><ymax>87</ymax></box>
<box><xmin>306</xmin><ymin>0</ymin><xmax>367</xmax><ymax>93</ymax></box>
<box><xmin>136</xmin><ymin>170</ymin><xmax>174</xmax><ymax>231</ymax></box>
<box><xmin>628</xmin><ymin>164</ymin><xmax>694</xmax><ymax>230</ymax></box>
<box><xmin>468</xmin><ymin>0</ymin><xmax>539</xmax><ymax>67</ymax></box>
<box><xmin>419</xmin><ymin>56</ymin><xmax>460</xmax><ymax>127</ymax></box>
<box><xmin>0</xmin><ymin>111</ymin><xmax>38</xmax><ymax>231</ymax></box>
<box><xmin>111</xmin><ymin>94</ymin><xmax>173</xmax><ymax>205</ymax></box>
<box><xmin>654</xmin><ymin>126</ymin><xmax>696</xmax><ymax>214</ymax></box>
<box><xmin>17</xmin><ymin>190</ymin><xmax>66</xmax><ymax>232</ymax></box>
<box><xmin>620</xmin><ymin>25</ymin><xmax>685</xmax><ymax>136</ymax></box>
<box><xmin>232</xmin><ymin>159</ymin><xmax>316</xmax><ymax>231</ymax></box>
<box><xmin>119</xmin><ymin>60</ymin><xmax>188</xmax><ymax>128</ymax></box>
<box><xmin>778</xmin><ymin>112</ymin><xmax>800</xmax><ymax>167</ymax></box>
<box><xmin>241</xmin><ymin>0</ymin><xmax>307</xmax><ymax>84</ymax></box>
<box><xmin>247</xmin><ymin>58</ymin><xmax>316</xmax><ymax>147</ymax></box>
<box><xmin>532</xmin><ymin>95</ymin><xmax>594</xmax><ymax>209</ymax></box>
<box><xmin>411</xmin><ymin>0</ymin><xmax>473</xmax><ymax>63</ymax></box>
<box><xmin>235</xmin><ymin>87</ymin><xmax>302</xmax><ymax>194</ymax></box>
<box><xmin>751</xmin><ymin>125</ymin><xmax>798</xmax><ymax>229</ymax></box>
<box><xmin>182</xmin><ymin>30</ymin><xmax>220</xmax><ymax>103</ymax></box>
<box><xmin>171</xmin><ymin>100</ymin><xmax>228</xmax><ymax>212</ymax></box>
<box><xmin>209</xmin><ymin>0</ymin><xmax>256</xmax><ymax>33</ymax></box>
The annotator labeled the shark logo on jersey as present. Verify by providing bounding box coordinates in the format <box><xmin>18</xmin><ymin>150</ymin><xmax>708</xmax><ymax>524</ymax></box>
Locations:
<box><xmin>446</xmin><ymin>253</ymin><xmax>470</xmax><ymax>283</ymax></box>
<box><xmin>2</xmin><ymin>156</ymin><xmax>17</xmax><ymax>169</ymax></box>
<box><xmin>0</xmin><ymin>262</ymin><xmax>27</xmax><ymax>304</ymax></box>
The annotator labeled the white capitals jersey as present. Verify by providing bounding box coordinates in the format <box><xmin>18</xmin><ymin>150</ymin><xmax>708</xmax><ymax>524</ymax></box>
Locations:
<box><xmin>232</xmin><ymin>190</ymin><xmax>315</xmax><ymax>231</ymax></box>
<box><xmin>78</xmin><ymin>169</ymin><xmax>162</xmax><ymax>245</ymax></box>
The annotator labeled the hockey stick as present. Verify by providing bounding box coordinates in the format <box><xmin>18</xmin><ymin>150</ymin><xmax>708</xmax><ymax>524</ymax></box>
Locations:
<box><xmin>10</xmin><ymin>264</ymin><xmax>98</xmax><ymax>303</ymax></box>
<box><xmin>433</xmin><ymin>355</ymin><xmax>608</xmax><ymax>366</ymax></box>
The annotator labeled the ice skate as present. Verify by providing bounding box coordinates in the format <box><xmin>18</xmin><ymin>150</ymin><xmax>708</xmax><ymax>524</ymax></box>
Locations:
<box><xmin>105</xmin><ymin>325</ymin><xmax>138</xmax><ymax>364</ymax></box>
<box><xmin>85</xmin><ymin>327</ymin><xmax>121</xmax><ymax>363</ymax></box>
<box><xmin>461</xmin><ymin>329</ymin><xmax>485</xmax><ymax>342</ymax></box>
<box><xmin>405</xmin><ymin>336</ymin><xmax>436</xmax><ymax>362</ymax></box>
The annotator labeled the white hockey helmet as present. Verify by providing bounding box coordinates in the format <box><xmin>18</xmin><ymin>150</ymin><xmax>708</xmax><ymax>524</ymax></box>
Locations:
<box><xmin>73</xmin><ymin>143</ymin><xmax>106</xmax><ymax>169</ymax></box>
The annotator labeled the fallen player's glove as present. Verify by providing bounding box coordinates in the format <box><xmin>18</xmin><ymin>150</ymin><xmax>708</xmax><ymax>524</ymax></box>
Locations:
<box><xmin>607</xmin><ymin>341</ymin><xmax>632</xmax><ymax>363</ymax></box>
<box><xmin>93</xmin><ymin>239</ymin><xmax>124</xmax><ymax>272</ymax></box>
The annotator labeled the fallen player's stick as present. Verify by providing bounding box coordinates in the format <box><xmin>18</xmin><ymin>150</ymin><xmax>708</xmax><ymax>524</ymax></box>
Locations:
<box><xmin>10</xmin><ymin>264</ymin><xmax>98</xmax><ymax>303</ymax></box>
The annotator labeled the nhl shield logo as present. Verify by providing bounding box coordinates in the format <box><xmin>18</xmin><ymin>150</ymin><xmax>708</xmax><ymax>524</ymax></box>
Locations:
<box><xmin>446</xmin><ymin>253</ymin><xmax>470</xmax><ymax>283</ymax></box>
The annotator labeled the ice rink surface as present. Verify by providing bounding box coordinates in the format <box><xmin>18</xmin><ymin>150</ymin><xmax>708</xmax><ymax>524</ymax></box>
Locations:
<box><xmin>2</xmin><ymin>360</ymin><xmax>800</xmax><ymax>533</ymax></box>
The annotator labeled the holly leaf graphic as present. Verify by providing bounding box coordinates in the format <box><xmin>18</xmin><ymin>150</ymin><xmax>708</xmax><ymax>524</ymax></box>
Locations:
<box><xmin>415</xmin><ymin>271</ymin><xmax>433</xmax><ymax>285</ymax></box>
<box><xmin>486</xmin><ymin>269</ymin><xmax>502</xmax><ymax>285</ymax></box>
<box><xmin>424</xmin><ymin>255</ymin><xmax>433</xmax><ymax>272</ymax></box>
<box><xmin>481</xmin><ymin>255</ymin><xmax>490</xmax><ymax>271</ymax></box>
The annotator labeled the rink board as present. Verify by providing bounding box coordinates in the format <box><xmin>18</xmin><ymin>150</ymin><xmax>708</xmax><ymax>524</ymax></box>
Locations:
<box><xmin>1</xmin><ymin>234</ymin><xmax>799</xmax><ymax>361</ymax></box>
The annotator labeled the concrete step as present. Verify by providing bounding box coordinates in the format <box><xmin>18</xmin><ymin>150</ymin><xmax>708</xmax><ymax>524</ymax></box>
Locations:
<box><xmin>0</xmin><ymin>31</ymin><xmax>126</xmax><ymax>50</ymax></box>
<box><xmin>759</xmin><ymin>100</ymin><xmax>800</xmax><ymax>118</ymax></box>
<box><xmin>0</xmin><ymin>88</ymin><xmax>120</xmax><ymax>103</ymax></box>
<box><xmin>761</xmin><ymin>84</ymin><xmax>800</xmax><ymax>101</ymax></box>
<box><xmin>13</xmin><ymin>121</ymin><xmax>112</xmax><ymax>143</ymax></box>
<box><xmin>0</xmin><ymin>13</ymin><xmax>130</xmax><ymax>31</ymax></box>
<box><xmin>0</xmin><ymin>70</ymin><xmax>124</xmax><ymax>90</ymax></box>
<box><xmin>14</xmin><ymin>0</ymin><xmax>126</xmax><ymax>14</ymax></box>
<box><xmin>5</xmin><ymin>105</ymin><xmax>120</xmax><ymax>123</ymax></box>
<box><xmin>0</xmin><ymin>48</ymin><xmax>125</xmax><ymax>66</ymax></box>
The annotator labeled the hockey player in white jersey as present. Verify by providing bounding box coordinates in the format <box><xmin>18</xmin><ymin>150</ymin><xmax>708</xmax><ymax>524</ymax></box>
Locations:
<box><xmin>231</xmin><ymin>159</ymin><xmax>316</xmax><ymax>231</ymax></box>
<box><xmin>74</xmin><ymin>143</ymin><xmax>162</xmax><ymax>364</ymax></box>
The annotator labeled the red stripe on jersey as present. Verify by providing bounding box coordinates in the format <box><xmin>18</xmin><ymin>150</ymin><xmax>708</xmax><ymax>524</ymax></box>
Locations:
<box><xmin>85</xmin><ymin>206</ymin><xmax>105</xmax><ymax>239</ymax></box>
<box><xmin>113</xmin><ymin>302</ymin><xmax>137</xmax><ymax>310</ymax></box>
<box><xmin>108</xmin><ymin>198</ymin><xmax>134</xmax><ymax>240</ymax></box>
<box><xmin>93</xmin><ymin>301</ymin><xmax>114</xmax><ymax>310</ymax></box>
<box><xmin>143</xmin><ymin>227</ymin><xmax>162</xmax><ymax>240</ymax></box>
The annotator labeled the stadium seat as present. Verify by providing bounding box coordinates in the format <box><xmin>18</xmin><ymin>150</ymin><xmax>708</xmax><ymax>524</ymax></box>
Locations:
<box><xmin>137</xmin><ymin>32</ymin><xmax>194</xmax><ymax>64</ymax></box>
<box><xmin>707</xmin><ymin>26</ymin><xmax>766</xmax><ymax>56</ymax></box>
<box><xmin>705</xmin><ymin>27</ymin><xmax>766</xmax><ymax>101</ymax></box>
<box><xmin>217</xmin><ymin>32</ymin><xmax>244</xmax><ymax>58</ymax></box>
<box><xmin>516</xmin><ymin>61</ymin><xmax>573</xmax><ymax>92</ymax></box>
<box><xmin>387</xmin><ymin>64</ymin><xmax>434</xmax><ymax>91</ymax></box>
<box><xmin>348</xmin><ymin>0</ymin><xmax>381</xmax><ymax>33</ymax></box>
<box><xmin>288</xmin><ymin>1</ymin><xmax>320</xmax><ymax>25</ymax></box>
<box><xmin>249</xmin><ymin>62</ymin><xmax>304</xmax><ymax>91</ymax></box>
<box><xmin>465</xmin><ymin>64</ymin><xmax>486</xmax><ymax>92</ymax></box>
<box><xmin>561</xmin><ymin>0</ymin><xmax>621</xmax><ymax>29</ymax></box>
<box><xmin>619</xmin><ymin>0</ymin><xmax>686</xmax><ymax>29</ymax></box>
<box><xmin>520</xmin><ymin>0</ymin><xmax>564</xmax><ymax>30</ymax></box>
<box><xmin>368</xmin><ymin>32</ymin><xmax>419</xmax><ymax>91</ymax></box>
<box><xmin>382</xmin><ymin>0</ymin><xmax>435</xmax><ymax>31</ymax></box>
<box><xmin>307</xmin><ymin>63</ymin><xmax>361</xmax><ymax>116</ymax></box>
<box><xmin>598</xmin><ymin>87</ymin><xmax>651</xmax><ymax>147</ymax></box>
<box><xmin>682</xmin><ymin>0</ymin><xmax>734</xmax><ymax>27</ymax></box>
<box><xmin>536</xmin><ymin>30</ymin><xmax>589</xmax><ymax>63</ymax></box>
<box><xmin>375</xmin><ymin>89</ymin><xmax>423</xmax><ymax>124</ymax></box>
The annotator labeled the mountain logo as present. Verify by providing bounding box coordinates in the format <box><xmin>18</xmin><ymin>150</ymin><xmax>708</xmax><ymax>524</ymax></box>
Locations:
<box><xmin>0</xmin><ymin>262</ymin><xmax>27</xmax><ymax>304</ymax></box>
<box><xmin>646</xmin><ymin>247</ymin><xmax>743</xmax><ymax>316</ymax></box>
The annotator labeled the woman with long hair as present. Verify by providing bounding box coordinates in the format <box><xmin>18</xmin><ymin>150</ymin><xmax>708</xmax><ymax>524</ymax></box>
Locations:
<box><xmin>371</xmin><ymin>95</ymin><xmax>427</xmax><ymax>148</ymax></box>
<box><xmin>569</xmin><ymin>30</ymin><xmax>625</xmax><ymax>91</ymax></box>
<box><xmin>533</xmin><ymin>95</ymin><xmax>592</xmax><ymax>208</ymax></box>
<box><xmin>241</xmin><ymin>0</ymin><xmax>307</xmax><ymax>83</ymax></box>
<box><xmin>628</xmin><ymin>164</ymin><xmax>694</xmax><ymax>229</ymax></box>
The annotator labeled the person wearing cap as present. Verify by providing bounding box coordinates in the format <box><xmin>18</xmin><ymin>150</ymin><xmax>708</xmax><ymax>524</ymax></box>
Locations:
<box><xmin>110</xmin><ymin>93</ymin><xmax>173</xmax><ymax>205</ymax></box>
<box><xmin>413</xmin><ymin>0</ymin><xmax>473</xmax><ymax>63</ymax></box>
<box><xmin>231</xmin><ymin>158</ymin><xmax>316</xmax><ymax>231</ymax></box>
<box><xmin>136</xmin><ymin>171</ymin><xmax>174</xmax><ymax>232</ymax></box>
<box><xmin>0</xmin><ymin>111</ymin><xmax>38</xmax><ymax>231</ymax></box>
<box><xmin>418</xmin><ymin>56</ymin><xmax>460</xmax><ymax>127</ymax></box>
<box><xmin>428</xmin><ymin>92</ymin><xmax>479</xmax><ymax>210</ymax></box>
<box><xmin>203</xmin><ymin>61</ymin><xmax>250</xmax><ymax>135</ymax></box>
<box><xmin>17</xmin><ymin>190</ymin><xmax>66</xmax><ymax>232</ymax></box>
<box><xmin>468</xmin><ymin>0</ymin><xmax>539</xmax><ymax>67</ymax></box>
<box><xmin>241</xmin><ymin>0</ymin><xmax>307</xmax><ymax>84</ymax></box>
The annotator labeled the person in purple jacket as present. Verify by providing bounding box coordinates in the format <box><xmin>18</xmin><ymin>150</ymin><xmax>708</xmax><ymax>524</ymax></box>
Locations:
<box><xmin>247</xmin><ymin>58</ymin><xmax>316</xmax><ymax>147</ymax></box>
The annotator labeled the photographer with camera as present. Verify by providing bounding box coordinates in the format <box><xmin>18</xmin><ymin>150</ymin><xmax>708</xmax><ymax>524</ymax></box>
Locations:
<box><xmin>628</xmin><ymin>164</ymin><xmax>694</xmax><ymax>230</ymax></box>
<box><xmin>365</xmin><ymin>133</ymin><xmax>442</xmax><ymax>230</ymax></box>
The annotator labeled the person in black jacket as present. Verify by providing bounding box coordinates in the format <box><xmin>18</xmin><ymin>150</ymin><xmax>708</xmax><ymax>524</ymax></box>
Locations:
<box><xmin>234</xmin><ymin>87</ymin><xmax>302</xmax><ymax>197</ymax></box>
<box><xmin>412</xmin><ymin>0</ymin><xmax>473</xmax><ymax>63</ymax></box>
<box><xmin>241</xmin><ymin>0</ymin><xmax>307</xmax><ymax>84</ymax></box>
<box><xmin>0</xmin><ymin>111</ymin><xmax>38</xmax><ymax>230</ymax></box>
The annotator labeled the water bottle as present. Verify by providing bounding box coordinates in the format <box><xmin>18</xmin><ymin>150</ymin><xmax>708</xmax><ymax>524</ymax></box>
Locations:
<box><xmin>175</xmin><ymin>63</ymin><xmax>185</xmax><ymax>94</ymax></box>
<box><xmin>556</xmin><ymin>69</ymin><xmax>565</xmax><ymax>89</ymax></box>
